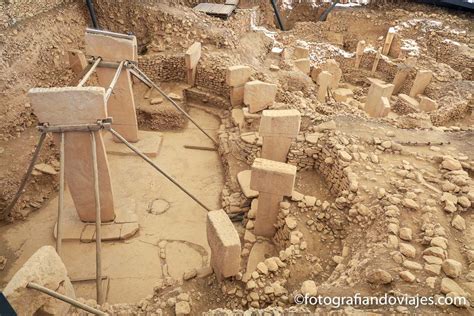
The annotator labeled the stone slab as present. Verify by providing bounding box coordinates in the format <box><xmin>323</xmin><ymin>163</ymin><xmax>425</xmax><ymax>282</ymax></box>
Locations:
<box><xmin>207</xmin><ymin>209</ymin><xmax>241</xmax><ymax>280</ymax></box>
<box><xmin>244</xmin><ymin>80</ymin><xmax>277</xmax><ymax>114</ymax></box>
<box><xmin>54</xmin><ymin>196</ymin><xmax>138</xmax><ymax>242</ymax></box>
<box><xmin>230</xmin><ymin>85</ymin><xmax>245</xmax><ymax>107</ymax></box>
<box><xmin>409</xmin><ymin>70</ymin><xmax>433</xmax><ymax>97</ymax></box>
<box><xmin>68</xmin><ymin>49</ymin><xmax>88</xmax><ymax>75</ymax></box>
<box><xmin>29</xmin><ymin>87</ymin><xmax>115</xmax><ymax>222</ymax></box>
<box><xmin>317</xmin><ymin>71</ymin><xmax>333</xmax><ymax>102</ymax></box>
<box><xmin>294</xmin><ymin>58</ymin><xmax>310</xmax><ymax>75</ymax></box>
<box><xmin>418</xmin><ymin>95</ymin><xmax>437</xmax><ymax>112</ymax></box>
<box><xmin>3</xmin><ymin>246</ymin><xmax>74</xmax><ymax>316</ymax></box>
<box><xmin>237</xmin><ymin>170</ymin><xmax>259</xmax><ymax>198</ymax></box>
<box><xmin>250</xmin><ymin>158</ymin><xmax>297</xmax><ymax>196</ymax></box>
<box><xmin>226</xmin><ymin>65</ymin><xmax>251</xmax><ymax>87</ymax></box>
<box><xmin>29</xmin><ymin>87</ymin><xmax>107</xmax><ymax>125</ymax></box>
<box><xmin>254</xmin><ymin>192</ymin><xmax>282</xmax><ymax>237</ymax></box>
<box><xmin>365</xmin><ymin>79</ymin><xmax>395</xmax><ymax>117</ymax></box>
<box><xmin>85</xmin><ymin>28</ymin><xmax>137</xmax><ymax>62</ymax></box>
<box><xmin>259</xmin><ymin>109</ymin><xmax>301</xmax><ymax>137</ymax></box>
<box><xmin>185</xmin><ymin>42</ymin><xmax>202</xmax><ymax>70</ymax></box>
<box><xmin>104</xmin><ymin>130</ymin><xmax>163</xmax><ymax>158</ymax></box>
<box><xmin>261</xmin><ymin>136</ymin><xmax>293</xmax><ymax>162</ymax></box>
<box><xmin>294</xmin><ymin>46</ymin><xmax>309</xmax><ymax>59</ymax></box>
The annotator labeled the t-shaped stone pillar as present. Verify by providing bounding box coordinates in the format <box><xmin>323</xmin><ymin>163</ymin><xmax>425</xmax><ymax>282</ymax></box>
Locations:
<box><xmin>207</xmin><ymin>209</ymin><xmax>241</xmax><ymax>281</ymax></box>
<box><xmin>365</xmin><ymin>78</ymin><xmax>395</xmax><ymax>118</ymax></box>
<box><xmin>259</xmin><ymin>109</ymin><xmax>301</xmax><ymax>162</ymax></box>
<box><xmin>185</xmin><ymin>42</ymin><xmax>202</xmax><ymax>86</ymax></box>
<box><xmin>250</xmin><ymin>158</ymin><xmax>297</xmax><ymax>237</ymax></box>
<box><xmin>28</xmin><ymin>87</ymin><xmax>115</xmax><ymax>223</ymax></box>
<box><xmin>85</xmin><ymin>28</ymin><xmax>139</xmax><ymax>142</ymax></box>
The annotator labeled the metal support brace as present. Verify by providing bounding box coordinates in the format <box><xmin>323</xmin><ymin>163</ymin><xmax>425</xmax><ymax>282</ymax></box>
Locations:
<box><xmin>127</xmin><ymin>63</ymin><xmax>218</xmax><ymax>146</ymax></box>
<box><xmin>77</xmin><ymin>57</ymin><xmax>102</xmax><ymax>87</ymax></box>
<box><xmin>105</xmin><ymin>60</ymin><xmax>125</xmax><ymax>102</ymax></box>
<box><xmin>90</xmin><ymin>131</ymin><xmax>104</xmax><ymax>305</ymax></box>
<box><xmin>56</xmin><ymin>132</ymin><xmax>65</xmax><ymax>257</ymax></box>
<box><xmin>27</xmin><ymin>282</ymin><xmax>106</xmax><ymax>316</ymax></box>
<box><xmin>107</xmin><ymin>127</ymin><xmax>213</xmax><ymax>212</ymax></box>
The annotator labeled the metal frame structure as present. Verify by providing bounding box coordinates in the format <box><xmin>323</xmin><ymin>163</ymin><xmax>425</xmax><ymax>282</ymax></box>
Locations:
<box><xmin>5</xmin><ymin>53</ymin><xmax>217</xmax><ymax>312</ymax></box>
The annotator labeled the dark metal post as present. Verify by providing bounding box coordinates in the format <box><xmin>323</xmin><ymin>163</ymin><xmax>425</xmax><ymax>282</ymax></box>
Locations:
<box><xmin>270</xmin><ymin>0</ymin><xmax>285</xmax><ymax>31</ymax></box>
<box><xmin>85</xmin><ymin>0</ymin><xmax>99</xmax><ymax>29</ymax></box>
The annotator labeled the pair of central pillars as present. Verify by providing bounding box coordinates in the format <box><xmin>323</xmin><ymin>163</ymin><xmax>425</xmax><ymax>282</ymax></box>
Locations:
<box><xmin>28</xmin><ymin>29</ymin><xmax>140</xmax><ymax>224</ymax></box>
<box><xmin>249</xmin><ymin>109</ymin><xmax>301</xmax><ymax>237</ymax></box>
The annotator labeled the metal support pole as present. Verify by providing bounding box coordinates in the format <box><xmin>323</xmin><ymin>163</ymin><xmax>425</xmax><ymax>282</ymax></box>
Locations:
<box><xmin>270</xmin><ymin>0</ymin><xmax>285</xmax><ymax>31</ymax></box>
<box><xmin>108</xmin><ymin>128</ymin><xmax>213</xmax><ymax>212</ymax></box>
<box><xmin>56</xmin><ymin>132</ymin><xmax>65</xmax><ymax>257</ymax></box>
<box><xmin>2</xmin><ymin>132</ymin><xmax>47</xmax><ymax>219</ymax></box>
<box><xmin>104</xmin><ymin>60</ymin><xmax>125</xmax><ymax>102</ymax></box>
<box><xmin>27</xmin><ymin>282</ymin><xmax>106</xmax><ymax>316</ymax></box>
<box><xmin>77</xmin><ymin>57</ymin><xmax>102</xmax><ymax>87</ymax></box>
<box><xmin>85</xmin><ymin>0</ymin><xmax>99</xmax><ymax>29</ymax></box>
<box><xmin>128</xmin><ymin>64</ymin><xmax>218</xmax><ymax>146</ymax></box>
<box><xmin>90</xmin><ymin>131</ymin><xmax>104</xmax><ymax>305</ymax></box>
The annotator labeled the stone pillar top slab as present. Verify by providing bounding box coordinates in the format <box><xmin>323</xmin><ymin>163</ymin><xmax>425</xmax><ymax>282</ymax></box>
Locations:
<box><xmin>28</xmin><ymin>87</ymin><xmax>107</xmax><ymax>125</ymax></box>
<box><xmin>259</xmin><ymin>109</ymin><xmax>301</xmax><ymax>138</ymax></box>
<box><xmin>226</xmin><ymin>65</ymin><xmax>252</xmax><ymax>87</ymax></box>
<box><xmin>85</xmin><ymin>28</ymin><xmax>137</xmax><ymax>62</ymax></box>
<box><xmin>185</xmin><ymin>42</ymin><xmax>202</xmax><ymax>69</ymax></box>
<box><xmin>250</xmin><ymin>158</ymin><xmax>297</xmax><ymax>196</ymax></box>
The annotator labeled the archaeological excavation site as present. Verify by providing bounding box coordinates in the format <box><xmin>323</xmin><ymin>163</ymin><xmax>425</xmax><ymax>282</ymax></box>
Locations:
<box><xmin>0</xmin><ymin>0</ymin><xmax>473</xmax><ymax>315</ymax></box>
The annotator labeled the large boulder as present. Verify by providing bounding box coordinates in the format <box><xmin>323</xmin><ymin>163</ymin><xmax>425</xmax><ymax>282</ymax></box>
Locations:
<box><xmin>3</xmin><ymin>246</ymin><xmax>75</xmax><ymax>316</ymax></box>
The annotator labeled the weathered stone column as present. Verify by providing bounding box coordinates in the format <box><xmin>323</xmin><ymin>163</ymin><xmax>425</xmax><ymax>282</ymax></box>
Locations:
<box><xmin>85</xmin><ymin>29</ymin><xmax>139</xmax><ymax>142</ymax></box>
<box><xmin>409</xmin><ymin>70</ymin><xmax>433</xmax><ymax>98</ymax></box>
<box><xmin>382</xmin><ymin>27</ymin><xmax>396</xmax><ymax>55</ymax></box>
<box><xmin>29</xmin><ymin>87</ymin><xmax>115</xmax><ymax>222</ymax></box>
<box><xmin>3</xmin><ymin>246</ymin><xmax>75</xmax><ymax>316</ymax></box>
<box><xmin>68</xmin><ymin>49</ymin><xmax>88</xmax><ymax>75</ymax></box>
<box><xmin>365</xmin><ymin>78</ymin><xmax>395</xmax><ymax>118</ymax></box>
<box><xmin>317</xmin><ymin>71</ymin><xmax>333</xmax><ymax>102</ymax></box>
<box><xmin>185</xmin><ymin>42</ymin><xmax>201</xmax><ymax>86</ymax></box>
<box><xmin>250</xmin><ymin>158</ymin><xmax>297</xmax><ymax>237</ymax></box>
<box><xmin>259</xmin><ymin>109</ymin><xmax>301</xmax><ymax>162</ymax></box>
<box><xmin>354</xmin><ymin>40</ymin><xmax>366</xmax><ymax>68</ymax></box>
<box><xmin>226</xmin><ymin>65</ymin><xmax>251</xmax><ymax>107</ymax></box>
<box><xmin>207</xmin><ymin>209</ymin><xmax>241</xmax><ymax>281</ymax></box>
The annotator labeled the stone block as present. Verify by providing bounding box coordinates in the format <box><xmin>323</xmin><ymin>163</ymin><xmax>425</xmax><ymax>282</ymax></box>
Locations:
<box><xmin>250</xmin><ymin>158</ymin><xmax>296</xmax><ymax>196</ymax></box>
<box><xmin>230</xmin><ymin>85</ymin><xmax>245</xmax><ymax>107</ymax></box>
<box><xmin>237</xmin><ymin>170</ymin><xmax>259</xmax><ymax>198</ymax></box>
<box><xmin>399</xmin><ymin>94</ymin><xmax>419</xmax><ymax>109</ymax></box>
<box><xmin>333</xmin><ymin>88</ymin><xmax>354</xmax><ymax>102</ymax></box>
<box><xmin>185</xmin><ymin>42</ymin><xmax>202</xmax><ymax>70</ymax></box>
<box><xmin>254</xmin><ymin>192</ymin><xmax>283</xmax><ymax>237</ymax></box>
<box><xmin>261</xmin><ymin>136</ymin><xmax>293</xmax><ymax>162</ymax></box>
<box><xmin>409</xmin><ymin>70</ymin><xmax>433</xmax><ymax>97</ymax></box>
<box><xmin>207</xmin><ymin>209</ymin><xmax>241</xmax><ymax>280</ymax></box>
<box><xmin>354</xmin><ymin>40</ymin><xmax>366</xmax><ymax>68</ymax></box>
<box><xmin>96</xmin><ymin>67</ymin><xmax>139</xmax><ymax>142</ymax></box>
<box><xmin>382</xmin><ymin>27</ymin><xmax>396</xmax><ymax>55</ymax></box>
<box><xmin>294</xmin><ymin>46</ymin><xmax>309</xmax><ymax>59</ymax></box>
<box><xmin>244</xmin><ymin>80</ymin><xmax>277</xmax><ymax>114</ymax></box>
<box><xmin>259</xmin><ymin>109</ymin><xmax>301</xmax><ymax>137</ymax></box>
<box><xmin>85</xmin><ymin>28</ymin><xmax>137</xmax><ymax>62</ymax></box>
<box><xmin>321</xmin><ymin>59</ymin><xmax>342</xmax><ymax>88</ymax></box>
<box><xmin>68</xmin><ymin>49</ymin><xmax>88</xmax><ymax>75</ymax></box>
<box><xmin>294</xmin><ymin>58</ymin><xmax>310</xmax><ymax>75</ymax></box>
<box><xmin>317</xmin><ymin>71</ymin><xmax>333</xmax><ymax>102</ymax></box>
<box><xmin>418</xmin><ymin>95</ymin><xmax>437</xmax><ymax>112</ymax></box>
<box><xmin>226</xmin><ymin>65</ymin><xmax>252</xmax><ymax>87</ymax></box>
<box><xmin>3</xmin><ymin>246</ymin><xmax>74</xmax><ymax>316</ymax></box>
<box><xmin>365</xmin><ymin>79</ymin><xmax>394</xmax><ymax>117</ymax></box>
<box><xmin>28</xmin><ymin>87</ymin><xmax>107</xmax><ymax>125</ymax></box>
